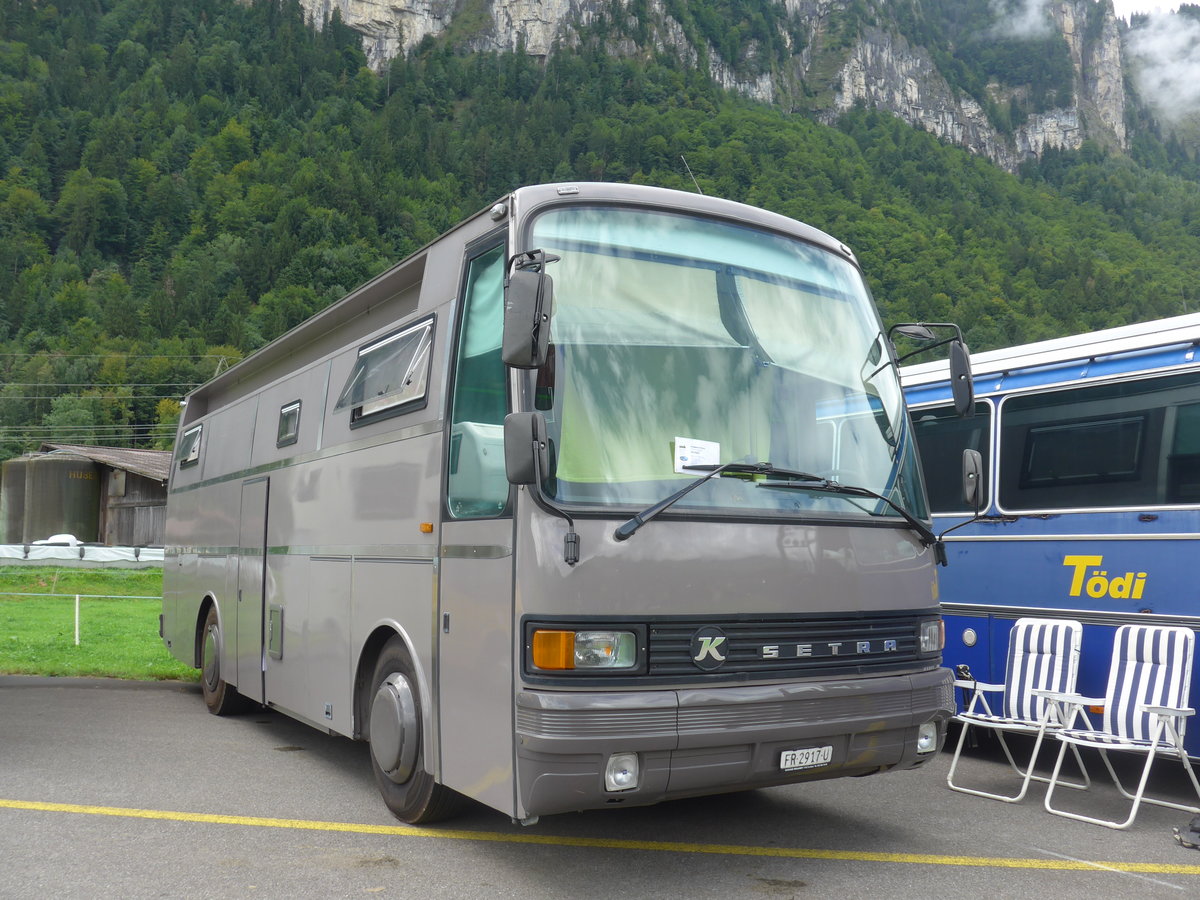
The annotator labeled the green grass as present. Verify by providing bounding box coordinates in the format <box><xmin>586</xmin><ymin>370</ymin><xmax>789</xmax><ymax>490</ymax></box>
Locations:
<box><xmin>0</xmin><ymin>566</ymin><xmax>198</xmax><ymax>681</ymax></box>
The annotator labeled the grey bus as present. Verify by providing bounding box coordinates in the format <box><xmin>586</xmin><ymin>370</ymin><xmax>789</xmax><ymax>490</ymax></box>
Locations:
<box><xmin>161</xmin><ymin>182</ymin><xmax>961</xmax><ymax>824</ymax></box>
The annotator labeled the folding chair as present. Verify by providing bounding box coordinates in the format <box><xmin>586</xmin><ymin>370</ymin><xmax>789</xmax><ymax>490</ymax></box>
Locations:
<box><xmin>1043</xmin><ymin>623</ymin><xmax>1200</xmax><ymax>830</ymax></box>
<box><xmin>946</xmin><ymin>617</ymin><xmax>1088</xmax><ymax>802</ymax></box>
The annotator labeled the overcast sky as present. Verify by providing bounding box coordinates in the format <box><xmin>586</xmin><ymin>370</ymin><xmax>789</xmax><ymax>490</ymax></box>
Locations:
<box><xmin>1109</xmin><ymin>2</ymin><xmax>1178</xmax><ymax>18</ymax></box>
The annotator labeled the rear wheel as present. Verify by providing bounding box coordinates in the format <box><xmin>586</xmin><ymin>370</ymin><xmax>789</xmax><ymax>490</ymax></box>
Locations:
<box><xmin>367</xmin><ymin>636</ymin><xmax>466</xmax><ymax>824</ymax></box>
<box><xmin>199</xmin><ymin>605</ymin><xmax>251</xmax><ymax>715</ymax></box>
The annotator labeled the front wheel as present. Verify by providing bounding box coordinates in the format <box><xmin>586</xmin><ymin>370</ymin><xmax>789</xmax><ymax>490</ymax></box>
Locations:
<box><xmin>367</xmin><ymin>636</ymin><xmax>466</xmax><ymax>824</ymax></box>
<box><xmin>199</xmin><ymin>605</ymin><xmax>251</xmax><ymax>716</ymax></box>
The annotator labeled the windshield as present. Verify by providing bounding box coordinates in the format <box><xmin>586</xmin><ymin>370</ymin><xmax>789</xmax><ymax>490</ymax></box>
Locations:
<box><xmin>525</xmin><ymin>205</ymin><xmax>927</xmax><ymax>522</ymax></box>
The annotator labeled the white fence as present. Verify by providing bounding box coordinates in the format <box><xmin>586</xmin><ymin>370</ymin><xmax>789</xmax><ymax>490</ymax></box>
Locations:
<box><xmin>0</xmin><ymin>590</ymin><xmax>162</xmax><ymax>647</ymax></box>
<box><xmin>0</xmin><ymin>544</ymin><xmax>163</xmax><ymax>566</ymax></box>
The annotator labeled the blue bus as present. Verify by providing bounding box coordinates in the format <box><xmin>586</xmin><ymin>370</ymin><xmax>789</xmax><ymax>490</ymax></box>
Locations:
<box><xmin>902</xmin><ymin>313</ymin><xmax>1200</xmax><ymax>757</ymax></box>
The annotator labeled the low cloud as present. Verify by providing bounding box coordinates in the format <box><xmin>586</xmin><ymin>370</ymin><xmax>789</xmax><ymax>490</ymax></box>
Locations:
<box><xmin>1127</xmin><ymin>13</ymin><xmax>1200</xmax><ymax>124</ymax></box>
<box><xmin>990</xmin><ymin>0</ymin><xmax>1055</xmax><ymax>39</ymax></box>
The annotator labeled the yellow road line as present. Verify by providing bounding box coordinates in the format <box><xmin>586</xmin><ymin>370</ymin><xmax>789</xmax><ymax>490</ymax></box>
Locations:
<box><xmin>3</xmin><ymin>797</ymin><xmax>1200</xmax><ymax>875</ymax></box>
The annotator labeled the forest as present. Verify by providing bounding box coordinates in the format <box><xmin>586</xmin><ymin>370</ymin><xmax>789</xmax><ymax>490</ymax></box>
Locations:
<box><xmin>3</xmin><ymin>0</ymin><xmax>1200</xmax><ymax>457</ymax></box>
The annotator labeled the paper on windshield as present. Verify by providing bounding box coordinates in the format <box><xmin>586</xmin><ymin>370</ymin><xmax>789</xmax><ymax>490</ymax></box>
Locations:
<box><xmin>674</xmin><ymin>437</ymin><xmax>720</xmax><ymax>474</ymax></box>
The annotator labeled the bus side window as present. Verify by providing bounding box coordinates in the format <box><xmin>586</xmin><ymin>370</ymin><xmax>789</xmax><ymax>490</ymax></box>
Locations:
<box><xmin>913</xmin><ymin>403</ymin><xmax>991</xmax><ymax>513</ymax></box>
<box><xmin>177</xmin><ymin>424</ymin><xmax>202</xmax><ymax>468</ymax></box>
<box><xmin>998</xmin><ymin>372</ymin><xmax>1200</xmax><ymax>510</ymax></box>
<box><xmin>277</xmin><ymin>401</ymin><xmax>301</xmax><ymax>448</ymax></box>
<box><xmin>448</xmin><ymin>244</ymin><xmax>509</xmax><ymax>518</ymax></box>
<box><xmin>1168</xmin><ymin>402</ymin><xmax>1200</xmax><ymax>503</ymax></box>
<box><xmin>334</xmin><ymin>318</ymin><xmax>434</xmax><ymax>427</ymax></box>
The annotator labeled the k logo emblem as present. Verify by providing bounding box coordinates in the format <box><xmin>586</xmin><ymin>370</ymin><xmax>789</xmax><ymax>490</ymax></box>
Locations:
<box><xmin>691</xmin><ymin>626</ymin><xmax>728</xmax><ymax>671</ymax></box>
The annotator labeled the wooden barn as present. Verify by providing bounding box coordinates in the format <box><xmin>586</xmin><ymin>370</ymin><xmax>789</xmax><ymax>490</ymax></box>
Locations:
<box><xmin>28</xmin><ymin>443</ymin><xmax>171</xmax><ymax>546</ymax></box>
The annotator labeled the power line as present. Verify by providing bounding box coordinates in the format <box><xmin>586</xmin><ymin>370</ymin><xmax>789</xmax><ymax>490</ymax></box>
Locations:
<box><xmin>1</xmin><ymin>384</ymin><xmax>200</xmax><ymax>391</ymax></box>
<box><xmin>0</xmin><ymin>433</ymin><xmax>175</xmax><ymax>442</ymax></box>
<box><xmin>0</xmin><ymin>438</ymin><xmax>174</xmax><ymax>446</ymax></box>
<box><xmin>0</xmin><ymin>353</ymin><xmax>231</xmax><ymax>360</ymax></box>
<box><xmin>0</xmin><ymin>395</ymin><xmax>185</xmax><ymax>401</ymax></box>
<box><xmin>0</xmin><ymin>437</ymin><xmax>175</xmax><ymax>442</ymax></box>
<box><xmin>0</xmin><ymin>423</ymin><xmax>177</xmax><ymax>429</ymax></box>
<box><xmin>0</xmin><ymin>427</ymin><xmax>177</xmax><ymax>435</ymax></box>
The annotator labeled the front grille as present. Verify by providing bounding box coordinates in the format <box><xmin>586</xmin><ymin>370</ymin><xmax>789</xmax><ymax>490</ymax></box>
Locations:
<box><xmin>648</xmin><ymin>614</ymin><xmax>927</xmax><ymax>680</ymax></box>
<box><xmin>516</xmin><ymin>705</ymin><xmax>677</xmax><ymax>739</ymax></box>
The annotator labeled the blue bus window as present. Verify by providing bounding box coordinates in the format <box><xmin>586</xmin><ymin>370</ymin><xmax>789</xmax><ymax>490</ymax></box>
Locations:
<box><xmin>1170</xmin><ymin>402</ymin><xmax>1200</xmax><ymax>503</ymax></box>
<box><xmin>1019</xmin><ymin>415</ymin><xmax>1145</xmax><ymax>488</ymax></box>
<box><xmin>999</xmin><ymin>371</ymin><xmax>1200</xmax><ymax>511</ymax></box>
<box><xmin>912</xmin><ymin>402</ymin><xmax>991</xmax><ymax>514</ymax></box>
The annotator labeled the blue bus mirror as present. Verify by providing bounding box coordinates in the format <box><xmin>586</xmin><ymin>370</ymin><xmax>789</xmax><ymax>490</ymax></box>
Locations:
<box><xmin>504</xmin><ymin>412</ymin><xmax>549</xmax><ymax>485</ymax></box>
<box><xmin>949</xmin><ymin>339</ymin><xmax>974</xmax><ymax>418</ymax></box>
<box><xmin>962</xmin><ymin>448</ymin><xmax>983</xmax><ymax>511</ymax></box>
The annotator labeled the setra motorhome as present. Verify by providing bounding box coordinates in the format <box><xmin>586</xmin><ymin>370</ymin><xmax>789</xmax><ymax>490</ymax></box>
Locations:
<box><xmin>162</xmin><ymin>182</ymin><xmax>968</xmax><ymax>824</ymax></box>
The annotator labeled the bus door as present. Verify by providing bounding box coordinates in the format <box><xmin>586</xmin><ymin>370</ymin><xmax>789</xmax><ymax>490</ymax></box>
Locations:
<box><xmin>436</xmin><ymin>241</ymin><xmax>516</xmax><ymax>813</ymax></box>
<box><xmin>237</xmin><ymin>476</ymin><xmax>269</xmax><ymax>704</ymax></box>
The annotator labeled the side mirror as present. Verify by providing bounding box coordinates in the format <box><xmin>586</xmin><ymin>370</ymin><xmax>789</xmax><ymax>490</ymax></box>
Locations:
<box><xmin>949</xmin><ymin>339</ymin><xmax>974</xmax><ymax>418</ymax></box>
<box><xmin>891</xmin><ymin>323</ymin><xmax>937</xmax><ymax>342</ymax></box>
<box><xmin>962</xmin><ymin>448</ymin><xmax>983</xmax><ymax>512</ymax></box>
<box><xmin>504</xmin><ymin>412</ymin><xmax>549</xmax><ymax>485</ymax></box>
<box><xmin>889</xmin><ymin>322</ymin><xmax>975</xmax><ymax>419</ymax></box>
<box><xmin>502</xmin><ymin>251</ymin><xmax>556</xmax><ymax>369</ymax></box>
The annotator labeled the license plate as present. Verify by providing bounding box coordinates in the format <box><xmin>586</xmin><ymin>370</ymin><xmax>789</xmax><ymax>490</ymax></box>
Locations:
<box><xmin>780</xmin><ymin>745</ymin><xmax>833</xmax><ymax>771</ymax></box>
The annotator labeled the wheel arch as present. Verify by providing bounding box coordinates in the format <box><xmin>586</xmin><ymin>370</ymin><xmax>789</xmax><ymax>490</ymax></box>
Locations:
<box><xmin>353</xmin><ymin>625</ymin><xmax>427</xmax><ymax>741</ymax></box>
<box><xmin>192</xmin><ymin>593</ymin><xmax>220</xmax><ymax>668</ymax></box>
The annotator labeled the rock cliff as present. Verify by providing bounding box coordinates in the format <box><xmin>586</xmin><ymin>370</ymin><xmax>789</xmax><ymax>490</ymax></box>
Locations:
<box><xmin>298</xmin><ymin>0</ymin><xmax>1130</xmax><ymax>172</ymax></box>
<box><xmin>824</xmin><ymin>2</ymin><xmax>1126</xmax><ymax>171</ymax></box>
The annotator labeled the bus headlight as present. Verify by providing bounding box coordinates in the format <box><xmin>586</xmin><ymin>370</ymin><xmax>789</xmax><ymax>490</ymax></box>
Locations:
<box><xmin>605</xmin><ymin>752</ymin><xmax>640</xmax><ymax>791</ymax></box>
<box><xmin>916</xmin><ymin>722</ymin><xmax>938</xmax><ymax>753</ymax></box>
<box><xmin>919</xmin><ymin>618</ymin><xmax>944</xmax><ymax>654</ymax></box>
<box><xmin>531</xmin><ymin>629</ymin><xmax>638</xmax><ymax>670</ymax></box>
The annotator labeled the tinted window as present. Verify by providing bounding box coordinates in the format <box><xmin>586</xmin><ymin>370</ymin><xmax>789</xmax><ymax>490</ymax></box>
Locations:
<box><xmin>1019</xmin><ymin>416</ymin><xmax>1143</xmax><ymax>488</ymax></box>
<box><xmin>999</xmin><ymin>371</ymin><xmax>1200</xmax><ymax>510</ymax></box>
<box><xmin>912</xmin><ymin>403</ymin><xmax>991</xmax><ymax>513</ymax></box>
<box><xmin>1171</xmin><ymin>402</ymin><xmax>1200</xmax><ymax>503</ymax></box>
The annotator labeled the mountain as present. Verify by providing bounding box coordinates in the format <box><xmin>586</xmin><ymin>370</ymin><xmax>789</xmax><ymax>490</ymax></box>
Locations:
<box><xmin>303</xmin><ymin>0</ymin><xmax>1133</xmax><ymax>172</ymax></box>
<box><xmin>3</xmin><ymin>0</ymin><xmax>1200</xmax><ymax>456</ymax></box>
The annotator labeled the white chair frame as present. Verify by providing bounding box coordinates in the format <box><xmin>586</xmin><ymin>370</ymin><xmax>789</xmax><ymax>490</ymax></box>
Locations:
<box><xmin>947</xmin><ymin>617</ymin><xmax>1088</xmax><ymax>802</ymax></box>
<box><xmin>1043</xmin><ymin>624</ymin><xmax>1200</xmax><ymax>830</ymax></box>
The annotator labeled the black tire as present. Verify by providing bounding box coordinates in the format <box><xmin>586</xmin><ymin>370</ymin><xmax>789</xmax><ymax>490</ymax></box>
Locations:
<box><xmin>199</xmin><ymin>604</ymin><xmax>251</xmax><ymax>716</ymax></box>
<box><xmin>367</xmin><ymin>636</ymin><xmax>466</xmax><ymax>824</ymax></box>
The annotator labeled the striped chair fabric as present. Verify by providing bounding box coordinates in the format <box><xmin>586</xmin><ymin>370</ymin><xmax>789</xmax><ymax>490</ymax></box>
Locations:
<box><xmin>947</xmin><ymin>617</ymin><xmax>1085</xmax><ymax>803</ymax></box>
<box><xmin>1043</xmin><ymin>623</ymin><xmax>1200</xmax><ymax>829</ymax></box>
<box><xmin>1100</xmin><ymin>624</ymin><xmax>1192</xmax><ymax>746</ymax></box>
<box><xmin>1001</xmin><ymin>618</ymin><xmax>1081</xmax><ymax>724</ymax></box>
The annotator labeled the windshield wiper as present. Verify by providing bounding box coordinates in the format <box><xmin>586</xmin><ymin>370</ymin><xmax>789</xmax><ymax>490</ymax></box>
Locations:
<box><xmin>758</xmin><ymin>475</ymin><xmax>947</xmax><ymax>565</ymax></box>
<box><xmin>612</xmin><ymin>461</ymin><xmax>947</xmax><ymax>565</ymax></box>
<box><xmin>613</xmin><ymin>461</ymin><xmax>794</xmax><ymax>542</ymax></box>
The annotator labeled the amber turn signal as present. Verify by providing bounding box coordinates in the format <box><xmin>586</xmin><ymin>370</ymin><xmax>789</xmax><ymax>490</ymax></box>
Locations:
<box><xmin>531</xmin><ymin>630</ymin><xmax>575</xmax><ymax>670</ymax></box>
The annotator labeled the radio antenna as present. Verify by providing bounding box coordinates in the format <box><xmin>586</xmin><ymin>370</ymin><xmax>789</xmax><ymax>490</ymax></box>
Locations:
<box><xmin>680</xmin><ymin>156</ymin><xmax>703</xmax><ymax>195</ymax></box>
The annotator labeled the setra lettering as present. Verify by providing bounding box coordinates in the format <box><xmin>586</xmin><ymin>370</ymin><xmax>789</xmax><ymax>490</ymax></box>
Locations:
<box><xmin>1062</xmin><ymin>555</ymin><xmax>1146</xmax><ymax>601</ymax></box>
<box><xmin>758</xmin><ymin>640</ymin><xmax>900</xmax><ymax>660</ymax></box>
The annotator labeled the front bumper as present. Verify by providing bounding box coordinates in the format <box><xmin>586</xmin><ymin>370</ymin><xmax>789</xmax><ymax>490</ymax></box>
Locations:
<box><xmin>515</xmin><ymin>667</ymin><xmax>954</xmax><ymax>817</ymax></box>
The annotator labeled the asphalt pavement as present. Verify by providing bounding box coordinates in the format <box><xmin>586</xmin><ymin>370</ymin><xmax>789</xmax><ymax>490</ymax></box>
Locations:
<box><xmin>2</xmin><ymin>675</ymin><xmax>1199</xmax><ymax>899</ymax></box>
